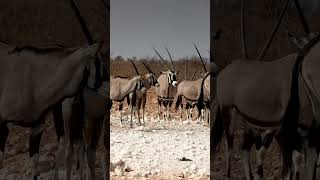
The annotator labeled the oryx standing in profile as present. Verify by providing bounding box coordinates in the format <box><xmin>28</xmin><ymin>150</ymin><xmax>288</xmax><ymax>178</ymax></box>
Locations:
<box><xmin>175</xmin><ymin>44</ymin><xmax>210</xmax><ymax>124</ymax></box>
<box><xmin>154</xmin><ymin>48</ymin><xmax>178</xmax><ymax>121</ymax></box>
<box><xmin>0</xmin><ymin>41</ymin><xmax>104</xmax><ymax>180</ymax></box>
<box><xmin>126</xmin><ymin>61</ymin><xmax>159</xmax><ymax>125</ymax></box>
<box><xmin>110</xmin><ymin>60</ymin><xmax>144</xmax><ymax>128</ymax></box>
<box><xmin>210</xmin><ymin>0</ymin><xmax>309</xmax><ymax>179</ymax></box>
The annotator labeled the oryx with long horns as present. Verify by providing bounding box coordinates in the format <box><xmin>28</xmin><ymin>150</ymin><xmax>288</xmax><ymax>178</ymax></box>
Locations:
<box><xmin>52</xmin><ymin>0</ymin><xmax>110</xmax><ymax>179</ymax></box>
<box><xmin>126</xmin><ymin>61</ymin><xmax>159</xmax><ymax>125</ymax></box>
<box><xmin>174</xmin><ymin>44</ymin><xmax>210</xmax><ymax>124</ymax></box>
<box><xmin>110</xmin><ymin>60</ymin><xmax>144</xmax><ymax>128</ymax></box>
<box><xmin>154</xmin><ymin>48</ymin><xmax>178</xmax><ymax>121</ymax></box>
<box><xmin>209</xmin><ymin>0</ymin><xmax>313</xmax><ymax>179</ymax></box>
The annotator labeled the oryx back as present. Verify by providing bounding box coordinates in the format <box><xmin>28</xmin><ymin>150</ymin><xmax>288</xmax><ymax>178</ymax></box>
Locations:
<box><xmin>0</xmin><ymin>44</ymin><xmax>100</xmax><ymax>124</ymax></box>
<box><xmin>110</xmin><ymin>76</ymin><xmax>142</xmax><ymax>101</ymax></box>
<box><xmin>217</xmin><ymin>54</ymin><xmax>297</xmax><ymax>124</ymax></box>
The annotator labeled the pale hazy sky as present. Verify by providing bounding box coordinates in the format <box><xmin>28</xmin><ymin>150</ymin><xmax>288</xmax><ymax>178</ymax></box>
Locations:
<box><xmin>111</xmin><ymin>0</ymin><xmax>210</xmax><ymax>59</ymax></box>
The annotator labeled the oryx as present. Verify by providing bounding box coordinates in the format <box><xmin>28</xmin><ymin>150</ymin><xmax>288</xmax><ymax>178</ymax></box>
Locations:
<box><xmin>210</xmin><ymin>0</ymin><xmax>308</xmax><ymax>179</ymax></box>
<box><xmin>0</xmin><ymin>41</ymin><xmax>104</xmax><ymax>179</ymax></box>
<box><xmin>285</xmin><ymin>20</ymin><xmax>320</xmax><ymax>179</ymax></box>
<box><xmin>126</xmin><ymin>61</ymin><xmax>159</xmax><ymax>125</ymax></box>
<box><xmin>174</xmin><ymin>44</ymin><xmax>210</xmax><ymax>124</ymax></box>
<box><xmin>50</xmin><ymin>1</ymin><xmax>110</xmax><ymax>179</ymax></box>
<box><xmin>154</xmin><ymin>48</ymin><xmax>178</xmax><ymax>121</ymax></box>
<box><xmin>110</xmin><ymin>74</ymin><xmax>143</xmax><ymax>128</ymax></box>
<box><xmin>54</xmin><ymin>0</ymin><xmax>111</xmax><ymax>179</ymax></box>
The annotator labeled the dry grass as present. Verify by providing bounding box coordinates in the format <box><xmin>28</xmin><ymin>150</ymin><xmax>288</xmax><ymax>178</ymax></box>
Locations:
<box><xmin>111</xmin><ymin>56</ymin><xmax>209</xmax><ymax>81</ymax></box>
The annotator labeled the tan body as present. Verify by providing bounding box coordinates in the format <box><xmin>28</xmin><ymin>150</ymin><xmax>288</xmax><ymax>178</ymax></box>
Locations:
<box><xmin>211</xmin><ymin>53</ymin><xmax>311</xmax><ymax>179</ymax></box>
<box><xmin>155</xmin><ymin>71</ymin><xmax>178</xmax><ymax>121</ymax></box>
<box><xmin>175</xmin><ymin>78</ymin><xmax>205</xmax><ymax>122</ymax></box>
<box><xmin>0</xmin><ymin>43</ymin><xmax>102</xmax><ymax>179</ymax></box>
<box><xmin>127</xmin><ymin>73</ymin><xmax>158</xmax><ymax>126</ymax></box>
<box><xmin>110</xmin><ymin>76</ymin><xmax>143</xmax><ymax>127</ymax></box>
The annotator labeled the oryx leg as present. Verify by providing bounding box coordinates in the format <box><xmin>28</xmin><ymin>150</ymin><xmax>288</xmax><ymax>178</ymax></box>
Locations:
<box><xmin>241</xmin><ymin>129</ymin><xmax>255</xmax><ymax>180</ymax></box>
<box><xmin>162</xmin><ymin>101</ymin><xmax>167</xmax><ymax>121</ymax></box>
<box><xmin>27</xmin><ymin>126</ymin><xmax>44</xmax><ymax>180</ymax></box>
<box><xmin>75</xmin><ymin>141</ymin><xmax>85</xmax><ymax>180</ymax></box>
<box><xmin>119</xmin><ymin>102</ymin><xmax>124</xmax><ymax>127</ymax></box>
<box><xmin>254</xmin><ymin>130</ymin><xmax>275</xmax><ymax>180</ymax></box>
<box><xmin>130</xmin><ymin>104</ymin><xmax>134</xmax><ymax>127</ymax></box>
<box><xmin>65</xmin><ymin>140</ymin><xmax>73</xmax><ymax>180</ymax></box>
<box><xmin>190</xmin><ymin>104</ymin><xmax>194</xmax><ymax>121</ymax></box>
<box><xmin>225</xmin><ymin>128</ymin><xmax>234</xmax><ymax>180</ymax></box>
<box><xmin>157</xmin><ymin>98</ymin><xmax>161</xmax><ymax>121</ymax></box>
<box><xmin>142</xmin><ymin>95</ymin><xmax>147</xmax><ymax>125</ymax></box>
<box><xmin>180</xmin><ymin>103</ymin><xmax>184</xmax><ymax>122</ymax></box>
<box><xmin>185</xmin><ymin>103</ymin><xmax>189</xmax><ymax>121</ymax></box>
<box><xmin>292</xmin><ymin>149</ymin><xmax>302</xmax><ymax>180</ymax></box>
<box><xmin>168</xmin><ymin>100</ymin><xmax>173</xmax><ymax>121</ymax></box>
<box><xmin>52</xmin><ymin>102</ymin><xmax>66</xmax><ymax>180</ymax></box>
<box><xmin>0</xmin><ymin>123</ymin><xmax>9</xmax><ymax>169</ymax></box>
<box><xmin>304</xmin><ymin>142</ymin><xmax>318</xmax><ymax>180</ymax></box>
<box><xmin>84</xmin><ymin>116</ymin><xmax>102</xmax><ymax>180</ymax></box>
<box><xmin>222</xmin><ymin>108</ymin><xmax>235</xmax><ymax>180</ymax></box>
<box><xmin>86</xmin><ymin>146</ymin><xmax>97</xmax><ymax>180</ymax></box>
<box><xmin>142</xmin><ymin>107</ymin><xmax>146</xmax><ymax>125</ymax></box>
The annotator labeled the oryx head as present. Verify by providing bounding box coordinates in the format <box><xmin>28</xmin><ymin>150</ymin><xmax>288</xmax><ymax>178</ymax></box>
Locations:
<box><xmin>161</xmin><ymin>70</ymin><xmax>178</xmax><ymax>87</ymax></box>
<box><xmin>76</xmin><ymin>42</ymin><xmax>108</xmax><ymax>91</ymax></box>
<box><xmin>153</xmin><ymin>47</ymin><xmax>178</xmax><ymax>87</ymax></box>
<box><xmin>142</xmin><ymin>61</ymin><xmax>159</xmax><ymax>87</ymax></box>
<box><xmin>130</xmin><ymin>60</ymin><xmax>145</xmax><ymax>91</ymax></box>
<box><xmin>70</xmin><ymin>0</ymin><xmax>108</xmax><ymax>92</ymax></box>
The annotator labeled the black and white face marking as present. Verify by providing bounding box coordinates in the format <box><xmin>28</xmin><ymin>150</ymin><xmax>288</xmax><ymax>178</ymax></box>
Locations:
<box><xmin>151</xmin><ymin>74</ymin><xmax>159</xmax><ymax>87</ymax></box>
<box><xmin>168</xmin><ymin>71</ymin><xmax>178</xmax><ymax>87</ymax></box>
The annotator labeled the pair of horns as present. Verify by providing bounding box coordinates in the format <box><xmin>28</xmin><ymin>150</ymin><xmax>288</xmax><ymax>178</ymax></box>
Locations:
<box><xmin>241</xmin><ymin>0</ymin><xmax>310</xmax><ymax>61</ymax></box>
<box><xmin>130</xmin><ymin>60</ymin><xmax>140</xmax><ymax>76</ymax></box>
<box><xmin>153</xmin><ymin>48</ymin><xmax>175</xmax><ymax>72</ymax></box>
<box><xmin>142</xmin><ymin>61</ymin><xmax>156</xmax><ymax>75</ymax></box>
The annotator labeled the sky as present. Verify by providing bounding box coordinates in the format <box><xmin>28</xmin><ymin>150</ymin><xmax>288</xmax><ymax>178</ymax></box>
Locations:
<box><xmin>111</xmin><ymin>0</ymin><xmax>210</xmax><ymax>59</ymax></box>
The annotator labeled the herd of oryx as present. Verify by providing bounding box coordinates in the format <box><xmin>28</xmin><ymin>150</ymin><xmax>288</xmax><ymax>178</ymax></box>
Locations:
<box><xmin>2</xmin><ymin>0</ymin><xmax>320</xmax><ymax>179</ymax></box>
<box><xmin>0</xmin><ymin>0</ymin><xmax>210</xmax><ymax>179</ymax></box>
<box><xmin>210</xmin><ymin>0</ymin><xmax>320</xmax><ymax>179</ymax></box>
<box><xmin>110</xmin><ymin>46</ymin><xmax>211</xmax><ymax>128</ymax></box>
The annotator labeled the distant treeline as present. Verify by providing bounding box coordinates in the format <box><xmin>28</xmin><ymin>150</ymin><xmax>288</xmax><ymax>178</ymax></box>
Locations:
<box><xmin>110</xmin><ymin>56</ymin><xmax>209</xmax><ymax>81</ymax></box>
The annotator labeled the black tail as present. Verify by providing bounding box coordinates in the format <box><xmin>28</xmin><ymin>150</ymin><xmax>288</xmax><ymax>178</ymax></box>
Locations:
<box><xmin>279</xmin><ymin>34</ymin><xmax>320</xmax><ymax>176</ymax></box>
<box><xmin>278</xmin><ymin>43</ymin><xmax>304</xmax><ymax>176</ymax></box>
<box><xmin>211</xmin><ymin>106</ymin><xmax>225</xmax><ymax>154</ymax></box>
<box><xmin>175</xmin><ymin>95</ymin><xmax>182</xmax><ymax>110</ymax></box>
<box><xmin>196</xmin><ymin>73</ymin><xmax>211</xmax><ymax>119</ymax></box>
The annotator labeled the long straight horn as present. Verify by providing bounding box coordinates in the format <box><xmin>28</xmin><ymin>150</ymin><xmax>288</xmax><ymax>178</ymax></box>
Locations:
<box><xmin>293</xmin><ymin>0</ymin><xmax>310</xmax><ymax>34</ymax></box>
<box><xmin>257</xmin><ymin>0</ymin><xmax>290</xmax><ymax>61</ymax></box>
<box><xmin>165</xmin><ymin>47</ymin><xmax>175</xmax><ymax>71</ymax></box>
<box><xmin>71</xmin><ymin>0</ymin><xmax>94</xmax><ymax>44</ymax></box>
<box><xmin>153</xmin><ymin>48</ymin><xmax>170</xmax><ymax>70</ymax></box>
<box><xmin>241</xmin><ymin>0</ymin><xmax>248</xmax><ymax>59</ymax></box>
<box><xmin>191</xmin><ymin>63</ymin><xmax>200</xmax><ymax>80</ymax></box>
<box><xmin>193</xmin><ymin>43</ymin><xmax>207</xmax><ymax>73</ymax></box>
<box><xmin>142</xmin><ymin>61</ymin><xmax>153</xmax><ymax>74</ymax></box>
<box><xmin>130</xmin><ymin>60</ymin><xmax>140</xmax><ymax>75</ymax></box>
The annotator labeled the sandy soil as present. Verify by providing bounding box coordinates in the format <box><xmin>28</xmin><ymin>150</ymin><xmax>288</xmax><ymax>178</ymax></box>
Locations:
<box><xmin>0</xmin><ymin>88</ymin><xmax>319</xmax><ymax>179</ymax></box>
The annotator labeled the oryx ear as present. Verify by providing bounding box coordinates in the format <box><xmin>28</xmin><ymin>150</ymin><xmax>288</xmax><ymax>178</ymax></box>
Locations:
<box><xmin>176</xmin><ymin>70</ymin><xmax>180</xmax><ymax>75</ymax></box>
